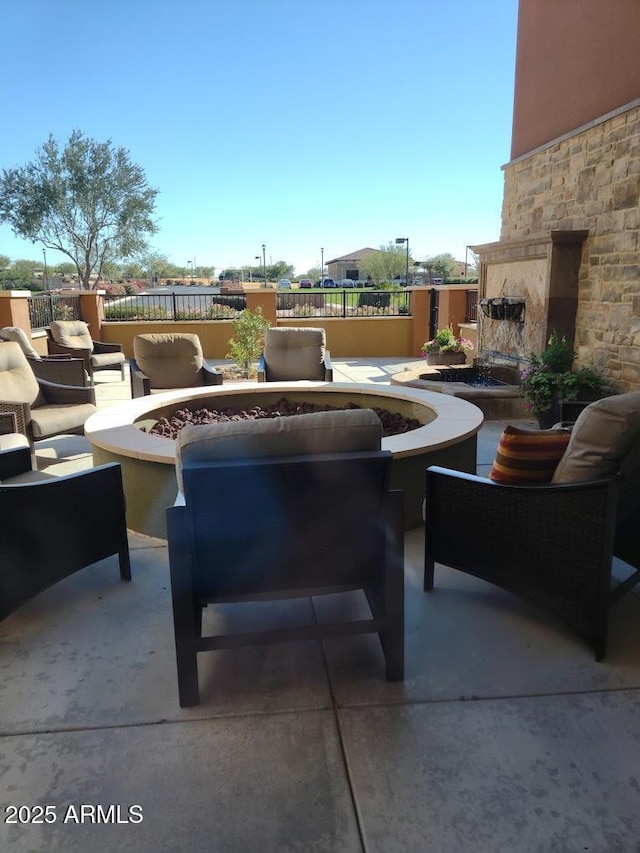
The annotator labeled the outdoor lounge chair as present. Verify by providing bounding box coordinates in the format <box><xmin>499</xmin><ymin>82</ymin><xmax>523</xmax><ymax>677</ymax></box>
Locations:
<box><xmin>0</xmin><ymin>441</ymin><xmax>130</xmax><ymax>620</ymax></box>
<box><xmin>47</xmin><ymin>320</ymin><xmax>126</xmax><ymax>381</ymax></box>
<box><xmin>257</xmin><ymin>327</ymin><xmax>332</xmax><ymax>382</ymax></box>
<box><xmin>130</xmin><ymin>333</ymin><xmax>223</xmax><ymax>397</ymax></box>
<box><xmin>0</xmin><ymin>326</ymin><xmax>91</xmax><ymax>387</ymax></box>
<box><xmin>424</xmin><ymin>392</ymin><xmax>640</xmax><ymax>660</ymax></box>
<box><xmin>167</xmin><ymin>409</ymin><xmax>404</xmax><ymax>706</ymax></box>
<box><xmin>0</xmin><ymin>341</ymin><xmax>96</xmax><ymax>442</ymax></box>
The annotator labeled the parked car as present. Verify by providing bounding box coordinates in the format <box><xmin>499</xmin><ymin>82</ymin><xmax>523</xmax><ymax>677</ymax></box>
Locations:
<box><xmin>340</xmin><ymin>278</ymin><xmax>356</xmax><ymax>288</ymax></box>
<box><xmin>277</xmin><ymin>279</ymin><xmax>292</xmax><ymax>289</ymax></box>
<box><xmin>318</xmin><ymin>278</ymin><xmax>336</xmax><ymax>288</ymax></box>
<box><xmin>298</xmin><ymin>278</ymin><xmax>313</xmax><ymax>288</ymax></box>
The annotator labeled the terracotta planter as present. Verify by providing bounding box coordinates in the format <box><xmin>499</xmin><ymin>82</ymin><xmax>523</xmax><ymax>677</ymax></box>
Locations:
<box><xmin>424</xmin><ymin>351</ymin><xmax>467</xmax><ymax>366</ymax></box>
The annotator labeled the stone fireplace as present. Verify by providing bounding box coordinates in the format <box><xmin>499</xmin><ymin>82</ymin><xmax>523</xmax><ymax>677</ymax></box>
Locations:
<box><xmin>471</xmin><ymin>230</ymin><xmax>588</xmax><ymax>368</ymax></box>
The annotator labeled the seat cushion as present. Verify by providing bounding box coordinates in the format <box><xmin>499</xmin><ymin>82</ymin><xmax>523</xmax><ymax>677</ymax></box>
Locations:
<box><xmin>49</xmin><ymin>320</ymin><xmax>94</xmax><ymax>351</ymax></box>
<box><xmin>264</xmin><ymin>327</ymin><xmax>326</xmax><ymax>381</ymax></box>
<box><xmin>0</xmin><ymin>327</ymin><xmax>41</xmax><ymax>359</ymax></box>
<box><xmin>175</xmin><ymin>408</ymin><xmax>382</xmax><ymax>492</ymax></box>
<box><xmin>133</xmin><ymin>333</ymin><xmax>204</xmax><ymax>388</ymax></box>
<box><xmin>0</xmin><ymin>432</ymin><xmax>30</xmax><ymax>452</ymax></box>
<box><xmin>29</xmin><ymin>403</ymin><xmax>97</xmax><ymax>439</ymax></box>
<box><xmin>91</xmin><ymin>351</ymin><xmax>126</xmax><ymax>369</ymax></box>
<box><xmin>552</xmin><ymin>392</ymin><xmax>640</xmax><ymax>483</ymax></box>
<box><xmin>490</xmin><ymin>425</ymin><xmax>571</xmax><ymax>485</ymax></box>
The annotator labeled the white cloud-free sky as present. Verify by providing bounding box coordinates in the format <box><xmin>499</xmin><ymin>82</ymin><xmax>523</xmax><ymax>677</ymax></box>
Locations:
<box><xmin>1</xmin><ymin>0</ymin><xmax>518</xmax><ymax>276</ymax></box>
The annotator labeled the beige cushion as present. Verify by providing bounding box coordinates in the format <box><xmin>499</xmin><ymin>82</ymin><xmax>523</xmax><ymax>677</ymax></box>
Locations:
<box><xmin>29</xmin><ymin>403</ymin><xmax>96</xmax><ymax>439</ymax></box>
<box><xmin>175</xmin><ymin>408</ymin><xmax>382</xmax><ymax>492</ymax></box>
<box><xmin>264</xmin><ymin>327</ymin><xmax>326</xmax><ymax>381</ymax></box>
<box><xmin>0</xmin><ymin>341</ymin><xmax>43</xmax><ymax>408</ymax></box>
<box><xmin>50</xmin><ymin>320</ymin><xmax>94</xmax><ymax>351</ymax></box>
<box><xmin>552</xmin><ymin>392</ymin><xmax>640</xmax><ymax>483</ymax></box>
<box><xmin>91</xmin><ymin>351</ymin><xmax>125</xmax><ymax>368</ymax></box>
<box><xmin>134</xmin><ymin>333</ymin><xmax>204</xmax><ymax>389</ymax></box>
<box><xmin>0</xmin><ymin>326</ymin><xmax>40</xmax><ymax>359</ymax></box>
<box><xmin>0</xmin><ymin>432</ymin><xmax>30</xmax><ymax>452</ymax></box>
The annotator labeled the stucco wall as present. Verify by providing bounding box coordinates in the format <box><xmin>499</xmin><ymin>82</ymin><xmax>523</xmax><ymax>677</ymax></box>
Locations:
<box><xmin>501</xmin><ymin>105</ymin><xmax>640</xmax><ymax>390</ymax></box>
<box><xmin>512</xmin><ymin>0</ymin><xmax>640</xmax><ymax>159</ymax></box>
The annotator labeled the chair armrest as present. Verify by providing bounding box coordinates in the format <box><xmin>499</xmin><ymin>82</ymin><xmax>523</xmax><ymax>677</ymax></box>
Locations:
<box><xmin>0</xmin><ymin>446</ymin><xmax>33</xmax><ymax>479</ymax></box>
<box><xmin>323</xmin><ymin>350</ymin><xmax>333</xmax><ymax>382</ymax></box>
<box><xmin>36</xmin><ymin>379</ymin><xmax>97</xmax><ymax>406</ymax></box>
<box><xmin>0</xmin><ymin>402</ymin><xmax>30</xmax><ymax>436</ymax></box>
<box><xmin>424</xmin><ymin>465</ymin><xmax>617</xmax><ymax>590</ymax></box>
<box><xmin>203</xmin><ymin>364</ymin><xmax>223</xmax><ymax>385</ymax></box>
<box><xmin>129</xmin><ymin>359</ymin><xmax>151</xmax><ymax>397</ymax></box>
<box><xmin>92</xmin><ymin>339</ymin><xmax>123</xmax><ymax>354</ymax></box>
<box><xmin>47</xmin><ymin>339</ymin><xmax>93</xmax><ymax>370</ymax></box>
<box><xmin>28</xmin><ymin>356</ymin><xmax>91</xmax><ymax>387</ymax></box>
<box><xmin>257</xmin><ymin>352</ymin><xmax>267</xmax><ymax>382</ymax></box>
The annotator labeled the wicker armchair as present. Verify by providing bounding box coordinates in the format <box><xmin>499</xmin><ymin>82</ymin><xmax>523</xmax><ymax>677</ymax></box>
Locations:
<box><xmin>0</xmin><ymin>444</ymin><xmax>130</xmax><ymax>621</ymax></box>
<box><xmin>424</xmin><ymin>392</ymin><xmax>640</xmax><ymax>660</ymax></box>
<box><xmin>130</xmin><ymin>333</ymin><xmax>222</xmax><ymax>397</ymax></box>
<box><xmin>47</xmin><ymin>320</ymin><xmax>126</xmax><ymax>381</ymax></box>
<box><xmin>257</xmin><ymin>327</ymin><xmax>332</xmax><ymax>382</ymax></box>
<box><xmin>0</xmin><ymin>326</ymin><xmax>90</xmax><ymax>387</ymax></box>
<box><xmin>167</xmin><ymin>409</ymin><xmax>404</xmax><ymax>706</ymax></box>
<box><xmin>0</xmin><ymin>341</ymin><xmax>96</xmax><ymax>442</ymax></box>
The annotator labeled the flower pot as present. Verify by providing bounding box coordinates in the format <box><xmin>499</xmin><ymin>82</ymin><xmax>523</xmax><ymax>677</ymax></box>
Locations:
<box><xmin>536</xmin><ymin>402</ymin><xmax>562</xmax><ymax>430</ymax></box>
<box><xmin>425</xmin><ymin>351</ymin><xmax>467</xmax><ymax>366</ymax></box>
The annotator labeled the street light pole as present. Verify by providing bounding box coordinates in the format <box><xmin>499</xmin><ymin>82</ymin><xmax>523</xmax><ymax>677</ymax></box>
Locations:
<box><xmin>395</xmin><ymin>237</ymin><xmax>409</xmax><ymax>286</ymax></box>
<box><xmin>42</xmin><ymin>248</ymin><xmax>49</xmax><ymax>291</ymax></box>
<box><xmin>262</xmin><ymin>244</ymin><xmax>266</xmax><ymax>289</ymax></box>
<box><xmin>320</xmin><ymin>247</ymin><xmax>324</xmax><ymax>283</ymax></box>
<box><xmin>187</xmin><ymin>260</ymin><xmax>192</xmax><ymax>279</ymax></box>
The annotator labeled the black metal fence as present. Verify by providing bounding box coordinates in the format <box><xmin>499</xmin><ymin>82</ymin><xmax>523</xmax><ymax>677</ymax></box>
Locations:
<box><xmin>28</xmin><ymin>293</ymin><xmax>82</xmax><ymax>330</ymax></box>
<box><xmin>275</xmin><ymin>290</ymin><xmax>411</xmax><ymax>318</ymax></box>
<box><xmin>465</xmin><ymin>290</ymin><xmax>478</xmax><ymax>322</ymax></box>
<box><xmin>103</xmin><ymin>292</ymin><xmax>246</xmax><ymax>321</ymax></box>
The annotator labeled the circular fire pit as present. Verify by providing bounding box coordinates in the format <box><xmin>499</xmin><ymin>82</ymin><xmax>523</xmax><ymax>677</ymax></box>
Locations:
<box><xmin>85</xmin><ymin>381</ymin><xmax>483</xmax><ymax>536</ymax></box>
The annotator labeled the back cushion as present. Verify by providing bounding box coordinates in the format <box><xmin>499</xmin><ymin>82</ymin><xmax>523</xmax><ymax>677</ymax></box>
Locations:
<box><xmin>264</xmin><ymin>327</ymin><xmax>326</xmax><ymax>381</ymax></box>
<box><xmin>175</xmin><ymin>408</ymin><xmax>382</xmax><ymax>492</ymax></box>
<box><xmin>552</xmin><ymin>392</ymin><xmax>640</xmax><ymax>483</ymax></box>
<box><xmin>50</xmin><ymin>320</ymin><xmax>93</xmax><ymax>351</ymax></box>
<box><xmin>134</xmin><ymin>333</ymin><xmax>204</xmax><ymax>388</ymax></box>
<box><xmin>490</xmin><ymin>425</ymin><xmax>571</xmax><ymax>485</ymax></box>
<box><xmin>0</xmin><ymin>327</ymin><xmax>41</xmax><ymax>359</ymax></box>
<box><xmin>0</xmin><ymin>341</ymin><xmax>42</xmax><ymax>407</ymax></box>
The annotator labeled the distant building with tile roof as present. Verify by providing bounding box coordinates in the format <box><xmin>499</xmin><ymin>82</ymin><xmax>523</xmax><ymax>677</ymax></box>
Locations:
<box><xmin>326</xmin><ymin>247</ymin><xmax>383</xmax><ymax>282</ymax></box>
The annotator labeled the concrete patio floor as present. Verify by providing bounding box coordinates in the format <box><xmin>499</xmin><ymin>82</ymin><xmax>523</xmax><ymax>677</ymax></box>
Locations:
<box><xmin>2</xmin><ymin>360</ymin><xmax>640</xmax><ymax>852</ymax></box>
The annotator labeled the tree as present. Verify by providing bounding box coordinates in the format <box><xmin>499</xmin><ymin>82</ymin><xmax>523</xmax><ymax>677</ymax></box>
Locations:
<box><xmin>225</xmin><ymin>307</ymin><xmax>271</xmax><ymax>378</ymax></box>
<box><xmin>359</xmin><ymin>243</ymin><xmax>412</xmax><ymax>285</ymax></box>
<box><xmin>266</xmin><ymin>261</ymin><xmax>294</xmax><ymax>281</ymax></box>
<box><xmin>424</xmin><ymin>253</ymin><xmax>457</xmax><ymax>282</ymax></box>
<box><xmin>0</xmin><ymin>130</ymin><xmax>158</xmax><ymax>289</ymax></box>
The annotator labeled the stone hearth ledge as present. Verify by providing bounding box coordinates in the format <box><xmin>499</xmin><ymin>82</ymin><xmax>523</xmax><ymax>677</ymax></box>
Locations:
<box><xmin>85</xmin><ymin>381</ymin><xmax>483</xmax><ymax>536</ymax></box>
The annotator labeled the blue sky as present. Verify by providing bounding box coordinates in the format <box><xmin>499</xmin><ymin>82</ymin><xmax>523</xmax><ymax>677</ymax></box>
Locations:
<box><xmin>1</xmin><ymin>0</ymin><xmax>518</xmax><ymax>276</ymax></box>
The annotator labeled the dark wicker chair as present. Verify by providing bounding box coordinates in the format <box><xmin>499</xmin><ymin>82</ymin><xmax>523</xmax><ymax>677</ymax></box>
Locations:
<box><xmin>130</xmin><ymin>333</ymin><xmax>222</xmax><ymax>397</ymax></box>
<box><xmin>47</xmin><ymin>320</ymin><xmax>126</xmax><ymax>381</ymax></box>
<box><xmin>424</xmin><ymin>393</ymin><xmax>640</xmax><ymax>661</ymax></box>
<box><xmin>0</xmin><ymin>445</ymin><xmax>131</xmax><ymax>621</ymax></box>
<box><xmin>0</xmin><ymin>326</ymin><xmax>90</xmax><ymax>387</ymax></box>
<box><xmin>167</xmin><ymin>409</ymin><xmax>404</xmax><ymax>706</ymax></box>
<box><xmin>257</xmin><ymin>327</ymin><xmax>332</xmax><ymax>382</ymax></box>
<box><xmin>0</xmin><ymin>341</ymin><xmax>96</xmax><ymax>443</ymax></box>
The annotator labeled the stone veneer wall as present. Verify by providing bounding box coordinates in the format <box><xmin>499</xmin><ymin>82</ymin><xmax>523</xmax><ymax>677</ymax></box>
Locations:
<box><xmin>501</xmin><ymin>103</ymin><xmax>640</xmax><ymax>391</ymax></box>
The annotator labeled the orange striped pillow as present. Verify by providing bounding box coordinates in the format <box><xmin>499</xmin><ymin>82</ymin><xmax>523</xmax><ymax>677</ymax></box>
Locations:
<box><xmin>490</xmin><ymin>426</ymin><xmax>571</xmax><ymax>485</ymax></box>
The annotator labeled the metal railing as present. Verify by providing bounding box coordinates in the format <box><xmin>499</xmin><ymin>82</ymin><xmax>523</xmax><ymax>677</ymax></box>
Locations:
<box><xmin>103</xmin><ymin>292</ymin><xmax>246</xmax><ymax>321</ymax></box>
<box><xmin>275</xmin><ymin>289</ymin><xmax>411</xmax><ymax>318</ymax></box>
<box><xmin>28</xmin><ymin>294</ymin><xmax>82</xmax><ymax>330</ymax></box>
<box><xmin>465</xmin><ymin>290</ymin><xmax>478</xmax><ymax>322</ymax></box>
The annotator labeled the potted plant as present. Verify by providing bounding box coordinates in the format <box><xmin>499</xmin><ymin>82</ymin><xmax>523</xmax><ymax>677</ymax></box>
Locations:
<box><xmin>520</xmin><ymin>332</ymin><xmax>611</xmax><ymax>428</ymax></box>
<box><xmin>421</xmin><ymin>326</ymin><xmax>474</xmax><ymax>366</ymax></box>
